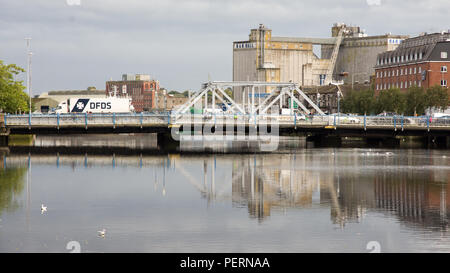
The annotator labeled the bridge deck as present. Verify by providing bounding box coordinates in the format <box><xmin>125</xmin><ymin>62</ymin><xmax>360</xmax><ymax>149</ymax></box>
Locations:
<box><xmin>3</xmin><ymin>113</ymin><xmax>450</xmax><ymax>136</ymax></box>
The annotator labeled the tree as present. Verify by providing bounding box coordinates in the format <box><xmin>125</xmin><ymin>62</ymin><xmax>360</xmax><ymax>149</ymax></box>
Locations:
<box><xmin>405</xmin><ymin>86</ymin><xmax>426</xmax><ymax>116</ymax></box>
<box><xmin>425</xmin><ymin>85</ymin><xmax>449</xmax><ymax>111</ymax></box>
<box><xmin>341</xmin><ymin>90</ymin><xmax>357</xmax><ymax>113</ymax></box>
<box><xmin>375</xmin><ymin>88</ymin><xmax>406</xmax><ymax>114</ymax></box>
<box><xmin>354</xmin><ymin>89</ymin><xmax>375</xmax><ymax>115</ymax></box>
<box><xmin>341</xmin><ymin>89</ymin><xmax>375</xmax><ymax>115</ymax></box>
<box><xmin>0</xmin><ymin>60</ymin><xmax>30</xmax><ymax>113</ymax></box>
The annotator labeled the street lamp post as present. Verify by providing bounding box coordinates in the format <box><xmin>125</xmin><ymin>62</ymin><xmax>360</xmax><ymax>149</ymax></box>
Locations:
<box><xmin>330</xmin><ymin>81</ymin><xmax>344</xmax><ymax>124</ymax></box>
<box><xmin>25</xmin><ymin>38</ymin><xmax>32</xmax><ymax>114</ymax></box>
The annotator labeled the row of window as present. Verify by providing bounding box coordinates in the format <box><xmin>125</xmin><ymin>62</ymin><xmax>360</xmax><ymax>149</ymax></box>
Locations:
<box><xmin>377</xmin><ymin>66</ymin><xmax>423</xmax><ymax>78</ymax></box>
<box><xmin>377</xmin><ymin>66</ymin><xmax>447</xmax><ymax>78</ymax></box>
<box><xmin>378</xmin><ymin>51</ymin><xmax>448</xmax><ymax>66</ymax></box>
<box><xmin>377</xmin><ymin>80</ymin><xmax>448</xmax><ymax>90</ymax></box>
<box><xmin>377</xmin><ymin>81</ymin><xmax>422</xmax><ymax>90</ymax></box>
<box><xmin>377</xmin><ymin>52</ymin><xmax>424</xmax><ymax>65</ymax></box>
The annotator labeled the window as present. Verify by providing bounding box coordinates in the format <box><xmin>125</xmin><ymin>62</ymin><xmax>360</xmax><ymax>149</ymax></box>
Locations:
<box><xmin>400</xmin><ymin>82</ymin><xmax>403</xmax><ymax>88</ymax></box>
<box><xmin>418</xmin><ymin>81</ymin><xmax>421</xmax><ymax>87</ymax></box>
<box><xmin>441</xmin><ymin>52</ymin><xmax>448</xmax><ymax>59</ymax></box>
<box><xmin>442</xmin><ymin>80</ymin><xmax>447</xmax><ymax>86</ymax></box>
<box><xmin>441</xmin><ymin>66</ymin><xmax>447</xmax><ymax>72</ymax></box>
<box><xmin>405</xmin><ymin>81</ymin><xmax>408</xmax><ymax>88</ymax></box>
<box><xmin>397</xmin><ymin>69</ymin><xmax>399</xmax><ymax>76</ymax></box>
<box><xmin>410</xmin><ymin>68</ymin><xmax>412</xmax><ymax>74</ymax></box>
<box><xmin>419</xmin><ymin>67</ymin><xmax>422</xmax><ymax>73</ymax></box>
<box><xmin>388</xmin><ymin>71</ymin><xmax>390</xmax><ymax>77</ymax></box>
<box><xmin>414</xmin><ymin>67</ymin><xmax>416</xmax><ymax>74</ymax></box>
<box><xmin>376</xmin><ymin>84</ymin><xmax>379</xmax><ymax>90</ymax></box>
<box><xmin>384</xmin><ymin>71</ymin><xmax>387</xmax><ymax>77</ymax></box>
<box><xmin>400</xmin><ymin>69</ymin><xmax>403</xmax><ymax>75</ymax></box>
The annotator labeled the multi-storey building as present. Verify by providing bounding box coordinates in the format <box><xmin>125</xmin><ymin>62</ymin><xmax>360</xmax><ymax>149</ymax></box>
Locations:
<box><xmin>106</xmin><ymin>74</ymin><xmax>160</xmax><ymax>112</ymax></box>
<box><xmin>322</xmin><ymin>23</ymin><xmax>407</xmax><ymax>85</ymax></box>
<box><xmin>374</xmin><ymin>32</ymin><xmax>450</xmax><ymax>93</ymax></box>
<box><xmin>232</xmin><ymin>23</ymin><xmax>407</xmax><ymax>103</ymax></box>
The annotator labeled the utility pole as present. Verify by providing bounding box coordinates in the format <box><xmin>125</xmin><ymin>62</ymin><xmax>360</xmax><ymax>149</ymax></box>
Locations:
<box><xmin>25</xmin><ymin>38</ymin><xmax>32</xmax><ymax>114</ymax></box>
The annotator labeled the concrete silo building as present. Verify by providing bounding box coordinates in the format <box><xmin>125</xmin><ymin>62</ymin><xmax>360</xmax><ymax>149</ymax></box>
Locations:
<box><xmin>232</xmin><ymin>23</ymin><xmax>408</xmax><ymax>102</ymax></box>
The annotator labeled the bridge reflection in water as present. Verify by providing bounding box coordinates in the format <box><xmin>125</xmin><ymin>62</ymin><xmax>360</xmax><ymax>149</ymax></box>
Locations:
<box><xmin>3</xmin><ymin>148</ymin><xmax>449</xmax><ymax>231</ymax></box>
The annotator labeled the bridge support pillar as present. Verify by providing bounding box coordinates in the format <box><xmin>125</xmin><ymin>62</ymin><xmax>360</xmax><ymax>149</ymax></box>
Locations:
<box><xmin>306</xmin><ymin>135</ymin><xmax>341</xmax><ymax>148</ymax></box>
<box><xmin>426</xmin><ymin>136</ymin><xmax>449</xmax><ymax>149</ymax></box>
<box><xmin>157</xmin><ymin>131</ymin><xmax>179</xmax><ymax>152</ymax></box>
<box><xmin>0</xmin><ymin>135</ymin><xmax>8</xmax><ymax>146</ymax></box>
<box><xmin>0</xmin><ymin>122</ymin><xmax>10</xmax><ymax>146</ymax></box>
<box><xmin>366</xmin><ymin>137</ymin><xmax>400</xmax><ymax>148</ymax></box>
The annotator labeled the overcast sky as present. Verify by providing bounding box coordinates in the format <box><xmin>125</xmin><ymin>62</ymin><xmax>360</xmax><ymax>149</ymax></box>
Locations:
<box><xmin>1</xmin><ymin>0</ymin><xmax>449</xmax><ymax>95</ymax></box>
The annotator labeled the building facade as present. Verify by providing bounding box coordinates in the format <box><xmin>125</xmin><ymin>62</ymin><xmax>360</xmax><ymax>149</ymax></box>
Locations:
<box><xmin>232</xmin><ymin>24</ymin><xmax>407</xmax><ymax>103</ymax></box>
<box><xmin>153</xmin><ymin>90</ymin><xmax>189</xmax><ymax>111</ymax></box>
<box><xmin>374</xmin><ymin>32</ymin><xmax>450</xmax><ymax>93</ymax></box>
<box><xmin>322</xmin><ymin>23</ymin><xmax>407</xmax><ymax>85</ymax></box>
<box><xmin>233</xmin><ymin>24</ymin><xmax>331</xmax><ymax>103</ymax></box>
<box><xmin>106</xmin><ymin>74</ymin><xmax>160</xmax><ymax>112</ymax></box>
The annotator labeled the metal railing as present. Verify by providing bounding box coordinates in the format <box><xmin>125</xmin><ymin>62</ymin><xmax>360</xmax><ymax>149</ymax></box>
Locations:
<box><xmin>4</xmin><ymin>113</ymin><xmax>169</xmax><ymax>128</ymax></box>
<box><xmin>3</xmin><ymin>112</ymin><xmax>450</xmax><ymax>130</ymax></box>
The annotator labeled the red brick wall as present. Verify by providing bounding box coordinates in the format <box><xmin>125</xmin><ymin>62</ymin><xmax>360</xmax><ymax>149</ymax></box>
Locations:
<box><xmin>375</xmin><ymin>61</ymin><xmax>449</xmax><ymax>94</ymax></box>
<box><xmin>106</xmin><ymin>80</ymin><xmax>160</xmax><ymax>112</ymax></box>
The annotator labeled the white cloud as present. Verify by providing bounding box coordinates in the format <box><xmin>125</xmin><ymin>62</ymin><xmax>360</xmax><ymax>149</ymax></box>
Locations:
<box><xmin>366</xmin><ymin>0</ymin><xmax>381</xmax><ymax>6</ymax></box>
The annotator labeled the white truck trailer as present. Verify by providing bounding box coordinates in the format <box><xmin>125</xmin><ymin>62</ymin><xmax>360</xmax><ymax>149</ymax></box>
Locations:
<box><xmin>54</xmin><ymin>97</ymin><xmax>134</xmax><ymax>114</ymax></box>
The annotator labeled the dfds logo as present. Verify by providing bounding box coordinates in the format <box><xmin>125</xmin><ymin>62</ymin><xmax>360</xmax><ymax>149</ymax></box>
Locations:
<box><xmin>90</xmin><ymin>102</ymin><xmax>112</xmax><ymax>110</ymax></box>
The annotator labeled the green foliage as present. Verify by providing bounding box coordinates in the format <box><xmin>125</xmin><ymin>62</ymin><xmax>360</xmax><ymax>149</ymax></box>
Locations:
<box><xmin>405</xmin><ymin>86</ymin><xmax>426</xmax><ymax>116</ymax></box>
<box><xmin>341</xmin><ymin>89</ymin><xmax>376</xmax><ymax>115</ymax></box>
<box><xmin>0</xmin><ymin>60</ymin><xmax>30</xmax><ymax>113</ymax></box>
<box><xmin>375</xmin><ymin>88</ymin><xmax>406</xmax><ymax>114</ymax></box>
<box><xmin>425</xmin><ymin>85</ymin><xmax>449</xmax><ymax>111</ymax></box>
<box><xmin>340</xmin><ymin>86</ymin><xmax>445</xmax><ymax>116</ymax></box>
<box><xmin>0</xmin><ymin>167</ymin><xmax>26</xmax><ymax>216</ymax></box>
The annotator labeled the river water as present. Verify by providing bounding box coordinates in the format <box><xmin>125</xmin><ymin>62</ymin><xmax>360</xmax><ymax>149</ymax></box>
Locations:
<box><xmin>0</xmin><ymin>134</ymin><xmax>449</xmax><ymax>252</ymax></box>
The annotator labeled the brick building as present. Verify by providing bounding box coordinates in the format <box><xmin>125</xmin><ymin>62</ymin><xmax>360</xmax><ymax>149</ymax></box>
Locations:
<box><xmin>374</xmin><ymin>32</ymin><xmax>450</xmax><ymax>94</ymax></box>
<box><xmin>106</xmin><ymin>74</ymin><xmax>160</xmax><ymax>112</ymax></box>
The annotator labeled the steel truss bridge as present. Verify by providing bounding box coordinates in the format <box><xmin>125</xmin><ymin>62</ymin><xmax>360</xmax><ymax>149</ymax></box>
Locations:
<box><xmin>2</xmin><ymin>82</ymin><xmax>450</xmax><ymax>138</ymax></box>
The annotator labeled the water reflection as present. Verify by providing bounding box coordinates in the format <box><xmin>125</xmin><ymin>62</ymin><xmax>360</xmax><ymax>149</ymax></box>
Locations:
<box><xmin>4</xmin><ymin>150</ymin><xmax>450</xmax><ymax>230</ymax></box>
<box><xmin>0</xmin><ymin>149</ymin><xmax>26</xmax><ymax>216</ymax></box>
<box><xmin>2</xmin><ymin>139</ymin><xmax>450</xmax><ymax>252</ymax></box>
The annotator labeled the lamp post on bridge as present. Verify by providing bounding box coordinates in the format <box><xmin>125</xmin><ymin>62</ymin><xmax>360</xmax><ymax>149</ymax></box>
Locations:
<box><xmin>25</xmin><ymin>38</ymin><xmax>32</xmax><ymax>115</ymax></box>
<box><xmin>330</xmin><ymin>81</ymin><xmax>344</xmax><ymax>124</ymax></box>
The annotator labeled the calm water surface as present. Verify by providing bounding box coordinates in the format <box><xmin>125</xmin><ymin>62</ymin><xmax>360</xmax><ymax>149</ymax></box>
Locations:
<box><xmin>0</xmin><ymin>135</ymin><xmax>449</xmax><ymax>252</ymax></box>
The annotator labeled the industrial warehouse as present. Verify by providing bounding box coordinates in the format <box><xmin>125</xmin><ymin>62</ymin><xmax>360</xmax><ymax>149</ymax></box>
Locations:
<box><xmin>232</xmin><ymin>23</ymin><xmax>407</xmax><ymax>99</ymax></box>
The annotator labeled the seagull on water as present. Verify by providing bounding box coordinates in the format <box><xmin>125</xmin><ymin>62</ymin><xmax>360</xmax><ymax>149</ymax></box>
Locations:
<box><xmin>41</xmin><ymin>204</ymin><xmax>47</xmax><ymax>214</ymax></box>
<box><xmin>98</xmin><ymin>229</ymin><xmax>106</xmax><ymax>237</ymax></box>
